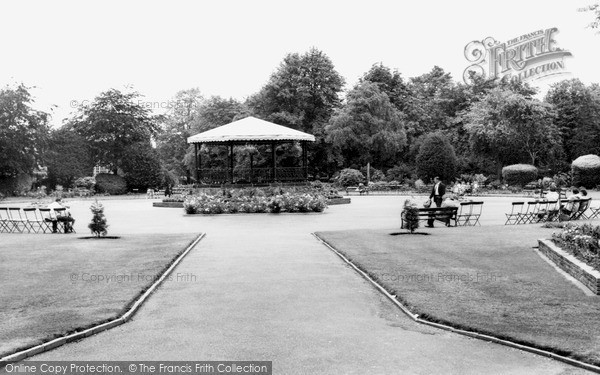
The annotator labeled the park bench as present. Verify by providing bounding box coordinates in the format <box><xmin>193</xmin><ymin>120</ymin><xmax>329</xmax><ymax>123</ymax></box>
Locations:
<box><xmin>456</xmin><ymin>201</ymin><xmax>484</xmax><ymax>226</ymax></box>
<box><xmin>401</xmin><ymin>206</ymin><xmax>458</xmax><ymax>228</ymax></box>
<box><xmin>345</xmin><ymin>186</ymin><xmax>369</xmax><ymax>195</ymax></box>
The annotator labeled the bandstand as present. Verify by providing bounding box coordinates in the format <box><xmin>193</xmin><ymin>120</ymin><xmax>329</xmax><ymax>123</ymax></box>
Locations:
<box><xmin>187</xmin><ymin>116</ymin><xmax>316</xmax><ymax>184</ymax></box>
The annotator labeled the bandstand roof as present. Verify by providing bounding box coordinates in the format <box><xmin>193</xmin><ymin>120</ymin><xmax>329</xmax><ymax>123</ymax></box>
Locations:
<box><xmin>187</xmin><ymin>116</ymin><xmax>315</xmax><ymax>144</ymax></box>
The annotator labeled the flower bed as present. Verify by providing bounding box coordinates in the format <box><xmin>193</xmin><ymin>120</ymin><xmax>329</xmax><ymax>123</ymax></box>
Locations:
<box><xmin>184</xmin><ymin>192</ymin><xmax>327</xmax><ymax>214</ymax></box>
<box><xmin>552</xmin><ymin>223</ymin><xmax>600</xmax><ymax>272</ymax></box>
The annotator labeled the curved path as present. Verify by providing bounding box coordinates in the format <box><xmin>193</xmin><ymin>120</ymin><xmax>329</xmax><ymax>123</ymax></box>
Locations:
<box><xmin>29</xmin><ymin>196</ymin><xmax>593</xmax><ymax>374</ymax></box>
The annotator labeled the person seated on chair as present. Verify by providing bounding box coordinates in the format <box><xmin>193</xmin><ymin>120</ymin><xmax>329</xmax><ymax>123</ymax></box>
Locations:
<box><xmin>561</xmin><ymin>188</ymin><xmax>581</xmax><ymax>215</ymax></box>
<box><xmin>539</xmin><ymin>186</ymin><xmax>560</xmax><ymax>220</ymax></box>
<box><xmin>439</xmin><ymin>194</ymin><xmax>460</xmax><ymax>227</ymax></box>
<box><xmin>47</xmin><ymin>198</ymin><xmax>75</xmax><ymax>233</ymax></box>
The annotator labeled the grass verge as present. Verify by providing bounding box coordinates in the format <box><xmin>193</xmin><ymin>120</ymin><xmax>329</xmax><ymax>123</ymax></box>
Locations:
<box><xmin>316</xmin><ymin>225</ymin><xmax>600</xmax><ymax>366</ymax></box>
<box><xmin>0</xmin><ymin>232</ymin><xmax>200</xmax><ymax>357</ymax></box>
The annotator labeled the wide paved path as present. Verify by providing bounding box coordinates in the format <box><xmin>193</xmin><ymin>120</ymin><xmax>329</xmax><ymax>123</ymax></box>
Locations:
<box><xmin>30</xmin><ymin>196</ymin><xmax>593</xmax><ymax>374</ymax></box>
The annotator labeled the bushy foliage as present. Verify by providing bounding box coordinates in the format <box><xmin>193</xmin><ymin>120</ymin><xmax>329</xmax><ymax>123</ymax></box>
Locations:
<box><xmin>401</xmin><ymin>199</ymin><xmax>420</xmax><ymax>233</ymax></box>
<box><xmin>121</xmin><ymin>142</ymin><xmax>163</xmax><ymax>191</ymax></box>
<box><xmin>571</xmin><ymin>154</ymin><xmax>600</xmax><ymax>188</ymax></box>
<box><xmin>416</xmin><ymin>133</ymin><xmax>457</xmax><ymax>182</ymax></box>
<box><xmin>552</xmin><ymin>223</ymin><xmax>600</xmax><ymax>271</ymax></box>
<box><xmin>74</xmin><ymin>176</ymin><xmax>96</xmax><ymax>190</ymax></box>
<box><xmin>183</xmin><ymin>191</ymin><xmax>327</xmax><ymax>214</ymax></box>
<box><xmin>94</xmin><ymin>173</ymin><xmax>127</xmax><ymax>195</ymax></box>
<box><xmin>335</xmin><ymin>168</ymin><xmax>365</xmax><ymax>187</ymax></box>
<box><xmin>88</xmin><ymin>200</ymin><xmax>108</xmax><ymax>237</ymax></box>
<box><xmin>501</xmin><ymin>164</ymin><xmax>538</xmax><ymax>187</ymax></box>
<box><xmin>359</xmin><ymin>166</ymin><xmax>385</xmax><ymax>182</ymax></box>
<box><xmin>386</xmin><ymin>163</ymin><xmax>414</xmax><ymax>182</ymax></box>
<box><xmin>0</xmin><ymin>174</ymin><xmax>35</xmax><ymax>196</ymax></box>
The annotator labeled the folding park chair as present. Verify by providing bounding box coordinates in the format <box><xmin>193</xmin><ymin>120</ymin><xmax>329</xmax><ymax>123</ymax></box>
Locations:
<box><xmin>541</xmin><ymin>200</ymin><xmax>559</xmax><ymax>222</ymax></box>
<box><xmin>37</xmin><ymin>208</ymin><xmax>56</xmax><ymax>233</ymax></box>
<box><xmin>0</xmin><ymin>207</ymin><xmax>14</xmax><ymax>233</ymax></box>
<box><xmin>7</xmin><ymin>208</ymin><xmax>29</xmax><ymax>233</ymax></box>
<box><xmin>518</xmin><ymin>201</ymin><xmax>540</xmax><ymax>225</ymax></box>
<box><xmin>588</xmin><ymin>205</ymin><xmax>600</xmax><ymax>220</ymax></box>
<box><xmin>529</xmin><ymin>200</ymin><xmax>550</xmax><ymax>224</ymax></box>
<box><xmin>54</xmin><ymin>207</ymin><xmax>75</xmax><ymax>233</ymax></box>
<box><xmin>456</xmin><ymin>202</ymin><xmax>472</xmax><ymax>226</ymax></box>
<box><xmin>53</xmin><ymin>207</ymin><xmax>68</xmax><ymax>233</ymax></box>
<box><xmin>22</xmin><ymin>208</ymin><xmax>47</xmax><ymax>233</ymax></box>
<box><xmin>572</xmin><ymin>198</ymin><xmax>591</xmax><ymax>220</ymax></box>
<box><xmin>467</xmin><ymin>201</ymin><xmax>483</xmax><ymax>226</ymax></box>
<box><xmin>505</xmin><ymin>202</ymin><xmax>524</xmax><ymax>225</ymax></box>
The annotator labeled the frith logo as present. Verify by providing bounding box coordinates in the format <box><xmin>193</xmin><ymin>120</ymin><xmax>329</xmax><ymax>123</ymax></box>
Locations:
<box><xmin>463</xmin><ymin>27</ymin><xmax>572</xmax><ymax>84</ymax></box>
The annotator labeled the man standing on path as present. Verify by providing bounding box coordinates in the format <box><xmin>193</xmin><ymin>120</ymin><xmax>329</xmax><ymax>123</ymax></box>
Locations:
<box><xmin>426</xmin><ymin>177</ymin><xmax>446</xmax><ymax>228</ymax></box>
<box><xmin>429</xmin><ymin>176</ymin><xmax>446</xmax><ymax>207</ymax></box>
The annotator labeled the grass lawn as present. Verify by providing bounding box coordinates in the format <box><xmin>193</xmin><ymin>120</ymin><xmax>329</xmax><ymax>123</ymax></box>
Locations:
<box><xmin>0</xmin><ymin>232</ymin><xmax>200</xmax><ymax>357</ymax></box>
<box><xmin>316</xmin><ymin>224</ymin><xmax>600</xmax><ymax>366</ymax></box>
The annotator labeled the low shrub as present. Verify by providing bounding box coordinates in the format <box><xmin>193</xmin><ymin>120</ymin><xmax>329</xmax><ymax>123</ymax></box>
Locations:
<box><xmin>571</xmin><ymin>154</ymin><xmax>600</xmax><ymax>189</ymax></box>
<box><xmin>502</xmin><ymin>164</ymin><xmax>538</xmax><ymax>187</ymax></box>
<box><xmin>95</xmin><ymin>173</ymin><xmax>127</xmax><ymax>195</ymax></box>
<box><xmin>335</xmin><ymin>168</ymin><xmax>365</xmax><ymax>187</ymax></box>
<box><xmin>74</xmin><ymin>176</ymin><xmax>96</xmax><ymax>190</ymax></box>
<box><xmin>552</xmin><ymin>223</ymin><xmax>600</xmax><ymax>271</ymax></box>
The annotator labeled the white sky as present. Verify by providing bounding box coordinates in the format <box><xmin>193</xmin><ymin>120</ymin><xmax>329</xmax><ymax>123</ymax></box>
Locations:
<box><xmin>1</xmin><ymin>0</ymin><xmax>598</xmax><ymax>126</ymax></box>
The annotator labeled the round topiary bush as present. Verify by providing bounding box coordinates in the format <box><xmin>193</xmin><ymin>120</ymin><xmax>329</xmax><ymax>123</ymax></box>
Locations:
<box><xmin>416</xmin><ymin>133</ymin><xmax>457</xmax><ymax>182</ymax></box>
<box><xmin>501</xmin><ymin>164</ymin><xmax>538</xmax><ymax>187</ymax></box>
<box><xmin>336</xmin><ymin>168</ymin><xmax>365</xmax><ymax>187</ymax></box>
<box><xmin>572</xmin><ymin>154</ymin><xmax>600</xmax><ymax>189</ymax></box>
<box><xmin>95</xmin><ymin>173</ymin><xmax>127</xmax><ymax>195</ymax></box>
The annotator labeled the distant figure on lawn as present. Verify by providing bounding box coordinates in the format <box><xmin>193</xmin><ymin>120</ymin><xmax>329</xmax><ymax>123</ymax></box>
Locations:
<box><xmin>429</xmin><ymin>176</ymin><xmax>446</xmax><ymax>208</ymax></box>
<box><xmin>47</xmin><ymin>198</ymin><xmax>75</xmax><ymax>233</ymax></box>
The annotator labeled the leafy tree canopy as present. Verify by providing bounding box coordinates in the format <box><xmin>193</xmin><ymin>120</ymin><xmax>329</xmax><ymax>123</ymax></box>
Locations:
<box><xmin>71</xmin><ymin>89</ymin><xmax>158</xmax><ymax>173</ymax></box>
<box><xmin>0</xmin><ymin>84</ymin><xmax>50</xmax><ymax>177</ymax></box>
<box><xmin>326</xmin><ymin>81</ymin><xmax>407</xmax><ymax>169</ymax></box>
<box><xmin>464</xmin><ymin>87</ymin><xmax>561</xmax><ymax>174</ymax></box>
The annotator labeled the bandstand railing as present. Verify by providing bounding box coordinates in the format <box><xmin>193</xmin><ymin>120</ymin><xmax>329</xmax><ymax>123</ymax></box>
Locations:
<box><xmin>197</xmin><ymin>167</ymin><xmax>308</xmax><ymax>184</ymax></box>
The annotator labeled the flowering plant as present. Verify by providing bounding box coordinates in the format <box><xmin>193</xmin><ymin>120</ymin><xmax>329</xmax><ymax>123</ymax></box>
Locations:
<box><xmin>552</xmin><ymin>223</ymin><xmax>600</xmax><ymax>271</ymax></box>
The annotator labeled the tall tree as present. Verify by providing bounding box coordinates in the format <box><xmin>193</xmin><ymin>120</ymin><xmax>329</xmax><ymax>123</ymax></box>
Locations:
<box><xmin>404</xmin><ymin>66</ymin><xmax>459</xmax><ymax>138</ymax></box>
<box><xmin>326</xmin><ymin>82</ymin><xmax>407</xmax><ymax>169</ymax></box>
<box><xmin>45</xmin><ymin>127</ymin><xmax>94</xmax><ymax>188</ymax></box>
<box><xmin>71</xmin><ymin>89</ymin><xmax>158</xmax><ymax>173</ymax></box>
<box><xmin>360</xmin><ymin>63</ymin><xmax>409</xmax><ymax>112</ymax></box>
<box><xmin>463</xmin><ymin>87</ymin><xmax>561</xmax><ymax>175</ymax></box>
<box><xmin>248</xmin><ymin>48</ymin><xmax>345</xmax><ymax>134</ymax></box>
<box><xmin>416</xmin><ymin>132</ymin><xmax>457</xmax><ymax>182</ymax></box>
<box><xmin>0</xmin><ymin>84</ymin><xmax>50</xmax><ymax>177</ymax></box>
<box><xmin>545</xmin><ymin>79</ymin><xmax>600</xmax><ymax>161</ymax></box>
<box><xmin>247</xmin><ymin>48</ymin><xmax>345</xmax><ymax>175</ymax></box>
<box><xmin>155</xmin><ymin>88</ymin><xmax>204</xmax><ymax>178</ymax></box>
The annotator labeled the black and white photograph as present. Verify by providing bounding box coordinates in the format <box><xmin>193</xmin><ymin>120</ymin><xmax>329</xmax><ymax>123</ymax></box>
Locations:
<box><xmin>1</xmin><ymin>1</ymin><xmax>600</xmax><ymax>374</ymax></box>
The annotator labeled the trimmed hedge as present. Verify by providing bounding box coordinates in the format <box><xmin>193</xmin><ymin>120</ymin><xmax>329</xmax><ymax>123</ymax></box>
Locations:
<box><xmin>501</xmin><ymin>164</ymin><xmax>538</xmax><ymax>187</ymax></box>
<box><xmin>572</xmin><ymin>154</ymin><xmax>600</xmax><ymax>189</ymax></box>
<box><xmin>416</xmin><ymin>133</ymin><xmax>457</xmax><ymax>182</ymax></box>
<box><xmin>94</xmin><ymin>173</ymin><xmax>127</xmax><ymax>195</ymax></box>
